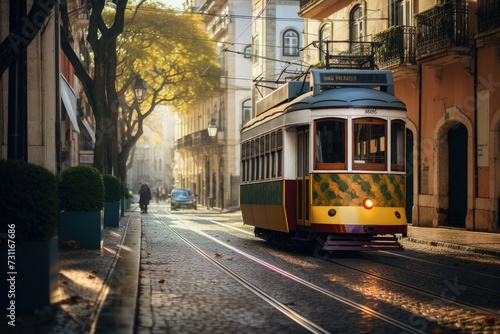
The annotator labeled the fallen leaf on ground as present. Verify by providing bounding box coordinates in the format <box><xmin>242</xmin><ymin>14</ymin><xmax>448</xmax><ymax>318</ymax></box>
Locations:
<box><xmin>158</xmin><ymin>279</ymin><xmax>165</xmax><ymax>283</ymax></box>
<box><xmin>328</xmin><ymin>278</ymin><xmax>337</xmax><ymax>283</ymax></box>
<box><xmin>87</xmin><ymin>274</ymin><xmax>96</xmax><ymax>279</ymax></box>
<box><xmin>215</xmin><ymin>253</ymin><xmax>222</xmax><ymax>257</ymax></box>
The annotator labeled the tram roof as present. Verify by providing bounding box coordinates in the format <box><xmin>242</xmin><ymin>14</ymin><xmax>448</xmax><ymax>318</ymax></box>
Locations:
<box><xmin>285</xmin><ymin>87</ymin><xmax>407</xmax><ymax>112</ymax></box>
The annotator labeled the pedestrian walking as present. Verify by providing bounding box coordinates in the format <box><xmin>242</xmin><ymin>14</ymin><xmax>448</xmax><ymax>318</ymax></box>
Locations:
<box><xmin>139</xmin><ymin>182</ymin><xmax>152</xmax><ymax>214</ymax></box>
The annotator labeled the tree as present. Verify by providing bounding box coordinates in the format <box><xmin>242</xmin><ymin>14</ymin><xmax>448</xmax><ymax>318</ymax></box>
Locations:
<box><xmin>60</xmin><ymin>1</ymin><xmax>220</xmax><ymax>180</ymax></box>
<box><xmin>114</xmin><ymin>5</ymin><xmax>220</xmax><ymax>182</ymax></box>
<box><xmin>60</xmin><ymin>0</ymin><xmax>131</xmax><ymax>175</ymax></box>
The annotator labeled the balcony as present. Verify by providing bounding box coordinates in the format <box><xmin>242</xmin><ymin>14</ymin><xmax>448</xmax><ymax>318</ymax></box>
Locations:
<box><xmin>477</xmin><ymin>0</ymin><xmax>500</xmax><ymax>35</ymax></box>
<box><xmin>175</xmin><ymin>130</ymin><xmax>215</xmax><ymax>150</ymax></box>
<box><xmin>415</xmin><ymin>0</ymin><xmax>470</xmax><ymax>65</ymax></box>
<box><xmin>373</xmin><ymin>26</ymin><xmax>416</xmax><ymax>71</ymax></box>
<box><xmin>314</xmin><ymin>41</ymin><xmax>375</xmax><ymax>70</ymax></box>
<box><xmin>209</xmin><ymin>15</ymin><xmax>228</xmax><ymax>39</ymax></box>
<box><xmin>298</xmin><ymin>0</ymin><xmax>341</xmax><ymax>19</ymax></box>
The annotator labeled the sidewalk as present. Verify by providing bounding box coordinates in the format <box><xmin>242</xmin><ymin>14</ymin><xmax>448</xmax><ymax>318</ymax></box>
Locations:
<box><xmin>406</xmin><ymin>225</ymin><xmax>500</xmax><ymax>256</ymax></box>
<box><xmin>8</xmin><ymin>206</ymin><xmax>499</xmax><ymax>334</ymax></box>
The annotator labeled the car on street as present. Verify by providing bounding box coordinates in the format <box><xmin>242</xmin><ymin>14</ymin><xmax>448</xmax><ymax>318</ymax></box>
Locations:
<box><xmin>170</xmin><ymin>188</ymin><xmax>197</xmax><ymax>210</ymax></box>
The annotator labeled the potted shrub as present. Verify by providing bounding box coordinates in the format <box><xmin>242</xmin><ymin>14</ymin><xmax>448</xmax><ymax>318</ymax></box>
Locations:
<box><xmin>103</xmin><ymin>174</ymin><xmax>122</xmax><ymax>227</ymax></box>
<box><xmin>0</xmin><ymin>159</ymin><xmax>59</xmax><ymax>314</ymax></box>
<box><xmin>125</xmin><ymin>187</ymin><xmax>132</xmax><ymax>209</ymax></box>
<box><xmin>59</xmin><ymin>165</ymin><xmax>104</xmax><ymax>249</ymax></box>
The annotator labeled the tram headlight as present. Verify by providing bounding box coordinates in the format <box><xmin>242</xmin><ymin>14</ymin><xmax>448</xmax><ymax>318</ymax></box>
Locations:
<box><xmin>363</xmin><ymin>198</ymin><xmax>374</xmax><ymax>210</ymax></box>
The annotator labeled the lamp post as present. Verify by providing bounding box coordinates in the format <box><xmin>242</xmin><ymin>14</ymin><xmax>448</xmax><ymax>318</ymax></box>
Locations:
<box><xmin>207</xmin><ymin>118</ymin><xmax>218</xmax><ymax>138</ymax></box>
<box><xmin>134</xmin><ymin>76</ymin><xmax>146</xmax><ymax>104</ymax></box>
<box><xmin>206</xmin><ymin>118</ymin><xmax>223</xmax><ymax>209</ymax></box>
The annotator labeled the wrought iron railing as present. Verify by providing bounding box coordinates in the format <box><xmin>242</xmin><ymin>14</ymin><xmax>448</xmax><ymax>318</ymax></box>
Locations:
<box><xmin>175</xmin><ymin>130</ymin><xmax>213</xmax><ymax>150</ymax></box>
<box><xmin>373</xmin><ymin>26</ymin><xmax>416</xmax><ymax>69</ymax></box>
<box><xmin>300</xmin><ymin>0</ymin><xmax>315</xmax><ymax>7</ymax></box>
<box><xmin>415</xmin><ymin>0</ymin><xmax>469</xmax><ymax>57</ymax></box>
<box><xmin>477</xmin><ymin>0</ymin><xmax>500</xmax><ymax>33</ymax></box>
<box><xmin>314</xmin><ymin>41</ymin><xmax>375</xmax><ymax>70</ymax></box>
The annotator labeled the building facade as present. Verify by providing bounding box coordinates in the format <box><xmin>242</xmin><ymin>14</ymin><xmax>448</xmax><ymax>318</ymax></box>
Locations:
<box><xmin>174</xmin><ymin>0</ymin><xmax>253</xmax><ymax>209</ymax></box>
<box><xmin>0</xmin><ymin>0</ymin><xmax>92</xmax><ymax>174</ymax></box>
<box><xmin>298</xmin><ymin>0</ymin><xmax>499</xmax><ymax>232</ymax></box>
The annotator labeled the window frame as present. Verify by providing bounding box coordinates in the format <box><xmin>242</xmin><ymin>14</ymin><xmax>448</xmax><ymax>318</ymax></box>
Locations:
<box><xmin>352</xmin><ymin>117</ymin><xmax>387</xmax><ymax>171</ymax></box>
<box><xmin>283</xmin><ymin>29</ymin><xmax>300</xmax><ymax>57</ymax></box>
<box><xmin>314</xmin><ymin>118</ymin><xmax>347</xmax><ymax>170</ymax></box>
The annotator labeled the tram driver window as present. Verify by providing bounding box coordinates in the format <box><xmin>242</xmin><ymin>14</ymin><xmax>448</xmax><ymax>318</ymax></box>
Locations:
<box><xmin>314</xmin><ymin>119</ymin><xmax>346</xmax><ymax>170</ymax></box>
<box><xmin>391</xmin><ymin>120</ymin><xmax>405</xmax><ymax>171</ymax></box>
<box><xmin>353</xmin><ymin>118</ymin><xmax>386</xmax><ymax>170</ymax></box>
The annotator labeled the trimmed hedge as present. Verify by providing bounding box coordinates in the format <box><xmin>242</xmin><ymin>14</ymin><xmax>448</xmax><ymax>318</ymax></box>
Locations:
<box><xmin>59</xmin><ymin>165</ymin><xmax>104</xmax><ymax>212</ymax></box>
<box><xmin>103</xmin><ymin>174</ymin><xmax>123</xmax><ymax>202</ymax></box>
<box><xmin>0</xmin><ymin>159</ymin><xmax>59</xmax><ymax>242</ymax></box>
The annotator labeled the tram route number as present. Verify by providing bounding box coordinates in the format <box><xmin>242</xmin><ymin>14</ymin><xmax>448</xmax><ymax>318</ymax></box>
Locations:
<box><xmin>365</xmin><ymin>109</ymin><xmax>377</xmax><ymax>114</ymax></box>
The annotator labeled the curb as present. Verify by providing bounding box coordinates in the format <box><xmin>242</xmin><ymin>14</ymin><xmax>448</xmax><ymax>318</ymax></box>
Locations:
<box><xmin>405</xmin><ymin>237</ymin><xmax>500</xmax><ymax>257</ymax></box>
<box><xmin>93</xmin><ymin>215</ymin><xmax>142</xmax><ymax>333</ymax></box>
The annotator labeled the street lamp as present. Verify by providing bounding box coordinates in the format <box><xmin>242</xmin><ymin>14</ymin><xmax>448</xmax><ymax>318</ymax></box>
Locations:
<box><xmin>134</xmin><ymin>77</ymin><xmax>146</xmax><ymax>103</ymax></box>
<box><xmin>207</xmin><ymin>118</ymin><xmax>218</xmax><ymax>138</ymax></box>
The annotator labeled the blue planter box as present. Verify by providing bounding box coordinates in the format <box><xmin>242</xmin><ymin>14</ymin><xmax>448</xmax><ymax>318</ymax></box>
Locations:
<box><xmin>125</xmin><ymin>197</ymin><xmax>131</xmax><ymax>209</ymax></box>
<box><xmin>59</xmin><ymin>211</ymin><xmax>103</xmax><ymax>249</ymax></box>
<box><xmin>104</xmin><ymin>201</ymin><xmax>120</xmax><ymax>227</ymax></box>
<box><xmin>0</xmin><ymin>236</ymin><xmax>58</xmax><ymax>315</ymax></box>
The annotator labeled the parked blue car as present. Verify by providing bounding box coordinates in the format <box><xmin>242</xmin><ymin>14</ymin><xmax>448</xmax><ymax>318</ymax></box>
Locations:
<box><xmin>170</xmin><ymin>188</ymin><xmax>197</xmax><ymax>210</ymax></box>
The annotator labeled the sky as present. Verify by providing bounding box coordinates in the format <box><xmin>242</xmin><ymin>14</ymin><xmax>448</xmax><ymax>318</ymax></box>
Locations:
<box><xmin>158</xmin><ymin>0</ymin><xmax>184</xmax><ymax>10</ymax></box>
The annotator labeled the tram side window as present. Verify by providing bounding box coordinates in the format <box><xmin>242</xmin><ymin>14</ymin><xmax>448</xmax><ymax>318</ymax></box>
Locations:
<box><xmin>246</xmin><ymin>142</ymin><xmax>251</xmax><ymax>181</ymax></box>
<box><xmin>265</xmin><ymin>134</ymin><xmax>270</xmax><ymax>179</ymax></box>
<box><xmin>277</xmin><ymin>130</ymin><xmax>283</xmax><ymax>177</ymax></box>
<box><xmin>260</xmin><ymin>136</ymin><xmax>265</xmax><ymax>180</ymax></box>
<box><xmin>315</xmin><ymin>119</ymin><xmax>346</xmax><ymax>170</ymax></box>
<box><xmin>353</xmin><ymin>118</ymin><xmax>386</xmax><ymax>170</ymax></box>
<box><xmin>241</xmin><ymin>143</ymin><xmax>246</xmax><ymax>182</ymax></box>
<box><xmin>250</xmin><ymin>140</ymin><xmax>255</xmax><ymax>181</ymax></box>
<box><xmin>391</xmin><ymin>120</ymin><xmax>405</xmax><ymax>171</ymax></box>
<box><xmin>255</xmin><ymin>138</ymin><xmax>260</xmax><ymax>180</ymax></box>
<box><xmin>271</xmin><ymin>132</ymin><xmax>276</xmax><ymax>177</ymax></box>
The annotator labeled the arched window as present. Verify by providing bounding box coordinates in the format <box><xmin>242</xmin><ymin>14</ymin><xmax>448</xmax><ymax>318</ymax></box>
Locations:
<box><xmin>283</xmin><ymin>29</ymin><xmax>299</xmax><ymax>56</ymax></box>
<box><xmin>350</xmin><ymin>5</ymin><xmax>363</xmax><ymax>42</ymax></box>
<box><xmin>242</xmin><ymin>99</ymin><xmax>252</xmax><ymax>126</ymax></box>
<box><xmin>319</xmin><ymin>24</ymin><xmax>330</xmax><ymax>62</ymax></box>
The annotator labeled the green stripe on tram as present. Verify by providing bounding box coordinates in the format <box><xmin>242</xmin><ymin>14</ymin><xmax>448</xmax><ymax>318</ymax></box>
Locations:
<box><xmin>241</xmin><ymin>181</ymin><xmax>283</xmax><ymax>205</ymax></box>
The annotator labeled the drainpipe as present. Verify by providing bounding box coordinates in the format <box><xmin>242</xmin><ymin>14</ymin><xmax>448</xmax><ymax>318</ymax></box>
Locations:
<box><xmin>418</xmin><ymin>64</ymin><xmax>422</xmax><ymax>193</ymax></box>
<box><xmin>55</xmin><ymin>0</ymin><xmax>62</xmax><ymax>173</ymax></box>
<box><xmin>473</xmin><ymin>36</ymin><xmax>478</xmax><ymax>231</ymax></box>
<box><xmin>7</xmin><ymin>0</ymin><xmax>28</xmax><ymax>161</ymax></box>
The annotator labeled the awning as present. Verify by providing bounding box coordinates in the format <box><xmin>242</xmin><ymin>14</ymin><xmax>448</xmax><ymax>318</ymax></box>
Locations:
<box><xmin>60</xmin><ymin>76</ymin><xmax>80</xmax><ymax>133</ymax></box>
<box><xmin>81</xmin><ymin>117</ymin><xmax>96</xmax><ymax>144</ymax></box>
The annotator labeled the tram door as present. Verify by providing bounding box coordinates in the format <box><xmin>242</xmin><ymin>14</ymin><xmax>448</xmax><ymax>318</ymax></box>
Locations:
<box><xmin>297</xmin><ymin>129</ymin><xmax>310</xmax><ymax>226</ymax></box>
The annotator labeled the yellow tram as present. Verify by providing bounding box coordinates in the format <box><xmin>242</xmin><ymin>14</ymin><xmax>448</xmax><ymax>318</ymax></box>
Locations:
<box><xmin>240</xmin><ymin>70</ymin><xmax>407</xmax><ymax>251</ymax></box>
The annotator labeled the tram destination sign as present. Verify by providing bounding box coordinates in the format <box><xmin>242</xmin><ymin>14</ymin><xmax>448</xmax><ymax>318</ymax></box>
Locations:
<box><xmin>311</xmin><ymin>70</ymin><xmax>394</xmax><ymax>96</ymax></box>
<box><xmin>318</xmin><ymin>72</ymin><xmax>388</xmax><ymax>85</ymax></box>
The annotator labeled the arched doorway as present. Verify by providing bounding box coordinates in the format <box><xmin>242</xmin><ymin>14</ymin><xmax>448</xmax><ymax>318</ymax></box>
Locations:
<box><xmin>405</xmin><ymin>129</ymin><xmax>414</xmax><ymax>224</ymax></box>
<box><xmin>447</xmin><ymin>123</ymin><xmax>467</xmax><ymax>227</ymax></box>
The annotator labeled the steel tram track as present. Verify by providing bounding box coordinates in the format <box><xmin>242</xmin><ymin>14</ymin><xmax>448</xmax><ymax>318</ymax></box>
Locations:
<box><xmin>158</xmin><ymin>212</ymin><xmax>428</xmax><ymax>334</ymax></box>
<box><xmin>325</xmin><ymin>257</ymin><xmax>500</xmax><ymax>318</ymax></box>
<box><xmin>208</xmin><ymin>215</ymin><xmax>500</xmax><ymax>299</ymax></box>
<box><xmin>358</xmin><ymin>252</ymin><xmax>500</xmax><ymax>297</ymax></box>
<box><xmin>155</xmin><ymin>214</ymin><xmax>330</xmax><ymax>334</ymax></box>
